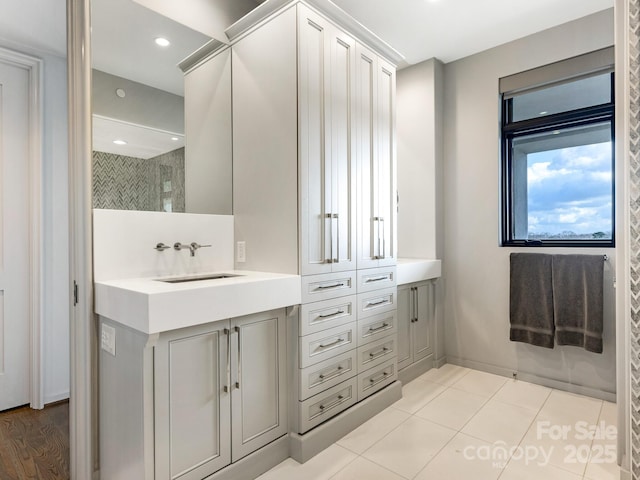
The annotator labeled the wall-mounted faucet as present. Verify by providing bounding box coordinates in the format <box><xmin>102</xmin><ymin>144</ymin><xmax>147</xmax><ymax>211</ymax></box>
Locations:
<box><xmin>173</xmin><ymin>242</ymin><xmax>212</xmax><ymax>257</ymax></box>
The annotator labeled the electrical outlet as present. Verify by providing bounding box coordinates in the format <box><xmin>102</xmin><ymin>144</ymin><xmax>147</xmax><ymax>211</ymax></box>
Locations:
<box><xmin>237</xmin><ymin>241</ymin><xmax>246</xmax><ymax>263</ymax></box>
<box><xmin>101</xmin><ymin>323</ymin><xmax>116</xmax><ymax>356</ymax></box>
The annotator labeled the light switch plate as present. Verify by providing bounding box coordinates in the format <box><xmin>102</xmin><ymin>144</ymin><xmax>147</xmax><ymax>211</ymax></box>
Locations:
<box><xmin>237</xmin><ymin>241</ymin><xmax>246</xmax><ymax>263</ymax></box>
<box><xmin>101</xmin><ymin>323</ymin><xmax>116</xmax><ymax>356</ymax></box>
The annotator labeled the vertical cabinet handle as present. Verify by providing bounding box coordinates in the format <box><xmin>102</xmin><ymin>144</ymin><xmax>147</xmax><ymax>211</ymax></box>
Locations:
<box><xmin>235</xmin><ymin>326</ymin><xmax>241</xmax><ymax>389</ymax></box>
<box><xmin>413</xmin><ymin>287</ymin><xmax>419</xmax><ymax>323</ymax></box>
<box><xmin>224</xmin><ymin>328</ymin><xmax>231</xmax><ymax>393</ymax></box>
<box><xmin>373</xmin><ymin>217</ymin><xmax>385</xmax><ymax>260</ymax></box>
<box><xmin>325</xmin><ymin>213</ymin><xmax>333</xmax><ymax>264</ymax></box>
<box><xmin>333</xmin><ymin>213</ymin><xmax>339</xmax><ymax>264</ymax></box>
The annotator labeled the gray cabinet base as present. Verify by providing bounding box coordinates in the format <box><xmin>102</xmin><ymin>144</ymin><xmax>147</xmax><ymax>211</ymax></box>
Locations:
<box><xmin>289</xmin><ymin>381</ymin><xmax>402</xmax><ymax>463</ymax></box>
<box><xmin>398</xmin><ymin>355</ymin><xmax>434</xmax><ymax>385</ymax></box>
<box><xmin>204</xmin><ymin>435</ymin><xmax>289</xmax><ymax>480</ymax></box>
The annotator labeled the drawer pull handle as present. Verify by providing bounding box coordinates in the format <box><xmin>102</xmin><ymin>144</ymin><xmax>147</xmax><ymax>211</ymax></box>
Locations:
<box><xmin>369</xmin><ymin>346</ymin><xmax>389</xmax><ymax>359</ymax></box>
<box><xmin>366</xmin><ymin>298</ymin><xmax>389</xmax><ymax>308</ymax></box>
<box><xmin>318</xmin><ymin>365</ymin><xmax>344</xmax><ymax>380</ymax></box>
<box><xmin>368</xmin><ymin>322</ymin><xmax>390</xmax><ymax>333</ymax></box>
<box><xmin>317</xmin><ymin>282</ymin><xmax>345</xmax><ymax>290</ymax></box>
<box><xmin>365</xmin><ymin>275</ymin><xmax>389</xmax><ymax>283</ymax></box>
<box><xmin>369</xmin><ymin>371</ymin><xmax>389</xmax><ymax>385</ymax></box>
<box><xmin>319</xmin><ymin>338</ymin><xmax>345</xmax><ymax>349</ymax></box>
<box><xmin>319</xmin><ymin>394</ymin><xmax>345</xmax><ymax>412</ymax></box>
<box><xmin>318</xmin><ymin>310</ymin><xmax>345</xmax><ymax>319</ymax></box>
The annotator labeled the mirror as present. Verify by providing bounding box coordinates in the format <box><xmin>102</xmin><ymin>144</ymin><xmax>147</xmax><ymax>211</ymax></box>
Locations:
<box><xmin>91</xmin><ymin>0</ymin><xmax>242</xmax><ymax>214</ymax></box>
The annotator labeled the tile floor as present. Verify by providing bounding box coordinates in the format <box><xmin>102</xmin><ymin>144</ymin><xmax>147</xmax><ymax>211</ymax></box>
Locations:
<box><xmin>257</xmin><ymin>364</ymin><xmax>620</xmax><ymax>480</ymax></box>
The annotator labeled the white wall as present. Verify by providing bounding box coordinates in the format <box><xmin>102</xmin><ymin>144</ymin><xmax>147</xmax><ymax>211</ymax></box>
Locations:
<box><xmin>442</xmin><ymin>8</ymin><xmax>617</xmax><ymax>396</ymax></box>
<box><xmin>0</xmin><ymin>37</ymin><xmax>70</xmax><ymax>403</ymax></box>
<box><xmin>397</xmin><ymin>58</ymin><xmax>446</xmax><ymax>363</ymax></box>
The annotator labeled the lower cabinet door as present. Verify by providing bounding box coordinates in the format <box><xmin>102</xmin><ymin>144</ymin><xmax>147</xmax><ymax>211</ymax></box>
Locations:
<box><xmin>230</xmin><ymin>309</ymin><xmax>288</xmax><ymax>461</ymax></box>
<box><xmin>413</xmin><ymin>283</ymin><xmax>433</xmax><ymax>362</ymax></box>
<box><xmin>155</xmin><ymin>322</ymin><xmax>231</xmax><ymax>480</ymax></box>
<box><xmin>396</xmin><ymin>285</ymin><xmax>412</xmax><ymax>370</ymax></box>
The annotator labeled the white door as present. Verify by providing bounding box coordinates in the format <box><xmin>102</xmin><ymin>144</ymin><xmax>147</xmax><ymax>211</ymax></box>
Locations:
<box><xmin>0</xmin><ymin>59</ymin><xmax>31</xmax><ymax>411</ymax></box>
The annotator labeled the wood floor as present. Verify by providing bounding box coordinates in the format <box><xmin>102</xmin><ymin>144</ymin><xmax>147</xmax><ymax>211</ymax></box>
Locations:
<box><xmin>0</xmin><ymin>401</ymin><xmax>69</xmax><ymax>480</ymax></box>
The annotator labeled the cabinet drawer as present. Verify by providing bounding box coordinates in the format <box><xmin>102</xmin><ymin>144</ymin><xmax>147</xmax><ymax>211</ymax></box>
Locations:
<box><xmin>301</xmin><ymin>271</ymin><xmax>357</xmax><ymax>303</ymax></box>
<box><xmin>298</xmin><ymin>349</ymin><xmax>357</xmax><ymax>401</ymax></box>
<box><xmin>298</xmin><ymin>377</ymin><xmax>358</xmax><ymax>434</ymax></box>
<box><xmin>357</xmin><ymin>311</ymin><xmax>397</xmax><ymax>346</ymax></box>
<box><xmin>300</xmin><ymin>295</ymin><xmax>357</xmax><ymax>336</ymax></box>
<box><xmin>299</xmin><ymin>322</ymin><xmax>356</xmax><ymax>368</ymax></box>
<box><xmin>357</xmin><ymin>266</ymin><xmax>397</xmax><ymax>293</ymax></box>
<box><xmin>357</xmin><ymin>334</ymin><xmax>397</xmax><ymax>372</ymax></box>
<box><xmin>357</xmin><ymin>358</ymin><xmax>397</xmax><ymax>401</ymax></box>
<box><xmin>357</xmin><ymin>287</ymin><xmax>397</xmax><ymax>319</ymax></box>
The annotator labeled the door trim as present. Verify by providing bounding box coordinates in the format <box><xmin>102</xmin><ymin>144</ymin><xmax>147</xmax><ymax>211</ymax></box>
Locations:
<box><xmin>67</xmin><ymin>0</ymin><xmax>95</xmax><ymax>478</ymax></box>
<box><xmin>0</xmin><ymin>47</ymin><xmax>44</xmax><ymax>410</ymax></box>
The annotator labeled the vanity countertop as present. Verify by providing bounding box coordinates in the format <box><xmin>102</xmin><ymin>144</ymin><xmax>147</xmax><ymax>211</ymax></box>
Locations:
<box><xmin>397</xmin><ymin>258</ymin><xmax>442</xmax><ymax>285</ymax></box>
<box><xmin>95</xmin><ymin>270</ymin><xmax>301</xmax><ymax>334</ymax></box>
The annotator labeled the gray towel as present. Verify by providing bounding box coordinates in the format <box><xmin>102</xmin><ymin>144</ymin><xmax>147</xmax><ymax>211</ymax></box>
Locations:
<box><xmin>552</xmin><ymin>254</ymin><xmax>604</xmax><ymax>353</ymax></box>
<box><xmin>509</xmin><ymin>253</ymin><xmax>554</xmax><ymax>348</ymax></box>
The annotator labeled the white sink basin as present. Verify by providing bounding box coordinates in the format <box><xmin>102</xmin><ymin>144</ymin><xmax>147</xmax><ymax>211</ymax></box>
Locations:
<box><xmin>157</xmin><ymin>273</ymin><xmax>243</xmax><ymax>283</ymax></box>
<box><xmin>95</xmin><ymin>270</ymin><xmax>301</xmax><ymax>334</ymax></box>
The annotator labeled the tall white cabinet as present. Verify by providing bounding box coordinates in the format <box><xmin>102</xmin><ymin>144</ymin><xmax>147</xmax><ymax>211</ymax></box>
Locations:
<box><xmin>231</xmin><ymin>0</ymin><xmax>402</xmax><ymax>463</ymax></box>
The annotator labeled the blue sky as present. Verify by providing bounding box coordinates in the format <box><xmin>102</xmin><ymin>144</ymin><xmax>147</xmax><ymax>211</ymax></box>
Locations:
<box><xmin>526</xmin><ymin>142</ymin><xmax>612</xmax><ymax>236</ymax></box>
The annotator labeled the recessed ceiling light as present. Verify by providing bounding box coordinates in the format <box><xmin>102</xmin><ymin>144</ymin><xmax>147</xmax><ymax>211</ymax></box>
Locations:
<box><xmin>113</xmin><ymin>139</ymin><xmax>127</xmax><ymax>145</ymax></box>
<box><xmin>539</xmin><ymin>111</ymin><xmax>548</xmax><ymax>115</ymax></box>
<box><xmin>171</xmin><ymin>137</ymin><xmax>179</xmax><ymax>141</ymax></box>
<box><xmin>552</xmin><ymin>130</ymin><xmax>560</xmax><ymax>135</ymax></box>
<box><xmin>155</xmin><ymin>37</ymin><xmax>170</xmax><ymax>47</ymax></box>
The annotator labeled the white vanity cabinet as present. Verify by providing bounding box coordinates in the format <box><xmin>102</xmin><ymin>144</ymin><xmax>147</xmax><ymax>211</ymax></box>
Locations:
<box><xmin>356</xmin><ymin>44</ymin><xmax>397</xmax><ymax>270</ymax></box>
<box><xmin>397</xmin><ymin>281</ymin><xmax>434</xmax><ymax>371</ymax></box>
<box><xmin>100</xmin><ymin>308</ymin><xmax>288</xmax><ymax>480</ymax></box>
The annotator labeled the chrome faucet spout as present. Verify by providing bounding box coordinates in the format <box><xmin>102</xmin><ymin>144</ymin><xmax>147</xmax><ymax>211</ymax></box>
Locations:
<box><xmin>190</xmin><ymin>242</ymin><xmax>212</xmax><ymax>256</ymax></box>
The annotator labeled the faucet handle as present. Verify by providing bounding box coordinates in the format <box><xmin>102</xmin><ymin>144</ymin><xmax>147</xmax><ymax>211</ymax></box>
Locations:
<box><xmin>154</xmin><ymin>242</ymin><xmax>171</xmax><ymax>251</ymax></box>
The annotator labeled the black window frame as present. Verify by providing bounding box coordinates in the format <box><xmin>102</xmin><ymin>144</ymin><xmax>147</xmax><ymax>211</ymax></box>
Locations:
<box><xmin>500</xmin><ymin>71</ymin><xmax>615</xmax><ymax>248</ymax></box>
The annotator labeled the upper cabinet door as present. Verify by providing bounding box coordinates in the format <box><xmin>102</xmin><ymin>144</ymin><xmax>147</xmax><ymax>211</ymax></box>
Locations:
<box><xmin>299</xmin><ymin>4</ymin><xmax>356</xmax><ymax>275</ymax></box>
<box><xmin>299</xmin><ymin>6</ymin><xmax>333</xmax><ymax>276</ymax></box>
<box><xmin>329</xmin><ymin>28</ymin><xmax>357</xmax><ymax>272</ymax></box>
<box><xmin>356</xmin><ymin>45</ymin><xmax>397</xmax><ymax>269</ymax></box>
<box><xmin>376</xmin><ymin>57</ymin><xmax>397</xmax><ymax>267</ymax></box>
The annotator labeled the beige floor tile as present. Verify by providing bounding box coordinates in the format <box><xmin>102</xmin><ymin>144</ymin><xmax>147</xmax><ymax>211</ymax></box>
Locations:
<box><xmin>256</xmin><ymin>444</ymin><xmax>357</xmax><ymax>480</ymax></box>
<box><xmin>536</xmin><ymin>390</ymin><xmax>602</xmax><ymax>427</ymax></box>
<box><xmin>414</xmin><ymin>433</ymin><xmax>503</xmax><ymax>480</ymax></box>
<box><xmin>500</xmin><ymin>458</ymin><xmax>584</xmax><ymax>480</ymax></box>
<box><xmin>337</xmin><ymin>407</ymin><xmax>410</xmax><ymax>454</ymax></box>
<box><xmin>583</xmin><ymin>401</ymin><xmax>619</xmax><ymax>480</ymax></box>
<box><xmin>417</xmin><ymin>363</ymin><xmax>471</xmax><ymax>386</ymax></box>
<box><xmin>392</xmin><ymin>378</ymin><xmax>447</xmax><ymax>414</ymax></box>
<box><xmin>329</xmin><ymin>457</ymin><xmax>404</xmax><ymax>480</ymax></box>
<box><xmin>362</xmin><ymin>416</ymin><xmax>456</xmax><ymax>479</ymax></box>
<box><xmin>518</xmin><ymin>423</ymin><xmax>591</xmax><ymax>477</ymax></box>
<box><xmin>492</xmin><ymin>379</ymin><xmax>551</xmax><ymax>411</ymax></box>
<box><xmin>461</xmin><ymin>399</ymin><xmax>538</xmax><ymax>446</ymax></box>
<box><xmin>450</xmin><ymin>370</ymin><xmax>508</xmax><ymax>397</ymax></box>
<box><xmin>414</xmin><ymin>386</ymin><xmax>488</xmax><ymax>430</ymax></box>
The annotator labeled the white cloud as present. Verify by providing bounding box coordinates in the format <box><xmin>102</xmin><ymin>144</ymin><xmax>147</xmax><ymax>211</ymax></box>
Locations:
<box><xmin>527</xmin><ymin>161</ymin><xmax>572</xmax><ymax>183</ymax></box>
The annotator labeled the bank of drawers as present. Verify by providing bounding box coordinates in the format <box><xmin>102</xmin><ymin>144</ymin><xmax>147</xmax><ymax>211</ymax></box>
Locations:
<box><xmin>297</xmin><ymin>266</ymin><xmax>398</xmax><ymax>434</ymax></box>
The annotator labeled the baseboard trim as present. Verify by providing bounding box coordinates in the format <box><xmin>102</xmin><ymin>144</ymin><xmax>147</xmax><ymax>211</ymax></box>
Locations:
<box><xmin>44</xmin><ymin>392</ymin><xmax>70</xmax><ymax>406</ymax></box>
<box><xmin>398</xmin><ymin>356</ymin><xmax>434</xmax><ymax>385</ymax></box>
<box><xmin>446</xmin><ymin>356</ymin><xmax>616</xmax><ymax>403</ymax></box>
<box><xmin>289</xmin><ymin>381</ymin><xmax>402</xmax><ymax>463</ymax></box>
<box><xmin>434</xmin><ymin>356</ymin><xmax>447</xmax><ymax>368</ymax></box>
<box><xmin>205</xmin><ymin>435</ymin><xmax>289</xmax><ymax>480</ymax></box>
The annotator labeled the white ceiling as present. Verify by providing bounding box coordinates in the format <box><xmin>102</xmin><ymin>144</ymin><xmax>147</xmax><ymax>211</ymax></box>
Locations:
<box><xmin>330</xmin><ymin>0</ymin><xmax>614</xmax><ymax>66</ymax></box>
<box><xmin>2</xmin><ymin>0</ymin><xmax>614</xmax><ymax>67</ymax></box>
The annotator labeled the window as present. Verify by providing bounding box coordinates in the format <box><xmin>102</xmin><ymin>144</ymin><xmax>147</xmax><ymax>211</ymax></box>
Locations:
<box><xmin>500</xmin><ymin>48</ymin><xmax>615</xmax><ymax>247</ymax></box>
